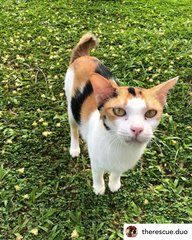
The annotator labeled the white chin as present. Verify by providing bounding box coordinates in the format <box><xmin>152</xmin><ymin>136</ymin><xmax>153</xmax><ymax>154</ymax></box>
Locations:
<box><xmin>128</xmin><ymin>139</ymin><xmax>146</xmax><ymax>144</ymax></box>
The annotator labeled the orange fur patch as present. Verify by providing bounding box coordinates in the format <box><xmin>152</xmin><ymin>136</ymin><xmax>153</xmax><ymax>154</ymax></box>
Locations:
<box><xmin>81</xmin><ymin>94</ymin><xmax>97</xmax><ymax>122</ymax></box>
<box><xmin>71</xmin><ymin>56</ymin><xmax>99</xmax><ymax>93</ymax></box>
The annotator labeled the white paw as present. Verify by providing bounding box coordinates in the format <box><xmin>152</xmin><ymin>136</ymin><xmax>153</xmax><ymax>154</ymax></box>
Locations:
<box><xmin>70</xmin><ymin>147</ymin><xmax>80</xmax><ymax>158</ymax></box>
<box><xmin>93</xmin><ymin>185</ymin><xmax>105</xmax><ymax>195</ymax></box>
<box><xmin>108</xmin><ymin>181</ymin><xmax>121</xmax><ymax>193</ymax></box>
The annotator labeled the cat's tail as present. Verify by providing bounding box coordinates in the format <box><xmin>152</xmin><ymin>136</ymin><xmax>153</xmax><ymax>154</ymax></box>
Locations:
<box><xmin>70</xmin><ymin>33</ymin><xmax>98</xmax><ymax>64</ymax></box>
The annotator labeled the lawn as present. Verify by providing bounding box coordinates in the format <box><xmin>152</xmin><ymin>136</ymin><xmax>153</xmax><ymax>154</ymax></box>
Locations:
<box><xmin>0</xmin><ymin>0</ymin><xmax>192</xmax><ymax>239</ymax></box>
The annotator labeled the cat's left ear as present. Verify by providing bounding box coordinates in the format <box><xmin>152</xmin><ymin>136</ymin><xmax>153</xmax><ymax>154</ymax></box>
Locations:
<box><xmin>150</xmin><ymin>76</ymin><xmax>179</xmax><ymax>106</ymax></box>
<box><xmin>90</xmin><ymin>73</ymin><xmax>118</xmax><ymax>107</ymax></box>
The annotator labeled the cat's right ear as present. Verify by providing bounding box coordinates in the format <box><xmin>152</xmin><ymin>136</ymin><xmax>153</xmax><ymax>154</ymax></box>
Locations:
<box><xmin>90</xmin><ymin>73</ymin><xmax>117</xmax><ymax>107</ymax></box>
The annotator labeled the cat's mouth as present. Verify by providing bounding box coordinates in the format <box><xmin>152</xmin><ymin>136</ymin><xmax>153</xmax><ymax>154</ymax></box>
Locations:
<box><xmin>124</xmin><ymin>136</ymin><xmax>149</xmax><ymax>144</ymax></box>
<box><xmin>117</xmin><ymin>132</ymin><xmax>152</xmax><ymax>144</ymax></box>
<box><xmin>125</xmin><ymin>138</ymin><xmax>142</xmax><ymax>144</ymax></box>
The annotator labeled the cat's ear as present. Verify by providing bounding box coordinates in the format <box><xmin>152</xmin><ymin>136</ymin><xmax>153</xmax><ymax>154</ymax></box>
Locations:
<box><xmin>150</xmin><ymin>76</ymin><xmax>178</xmax><ymax>106</ymax></box>
<box><xmin>90</xmin><ymin>73</ymin><xmax>117</xmax><ymax>107</ymax></box>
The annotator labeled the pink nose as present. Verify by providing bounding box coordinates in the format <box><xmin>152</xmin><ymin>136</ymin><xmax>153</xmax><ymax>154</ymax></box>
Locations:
<box><xmin>131</xmin><ymin>127</ymin><xmax>144</xmax><ymax>135</ymax></box>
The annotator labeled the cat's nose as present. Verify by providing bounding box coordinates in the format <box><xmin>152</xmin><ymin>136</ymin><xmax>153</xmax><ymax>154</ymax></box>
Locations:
<box><xmin>131</xmin><ymin>127</ymin><xmax>144</xmax><ymax>135</ymax></box>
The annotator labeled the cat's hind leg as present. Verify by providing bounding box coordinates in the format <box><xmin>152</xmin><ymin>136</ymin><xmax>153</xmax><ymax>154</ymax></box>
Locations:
<box><xmin>108</xmin><ymin>172</ymin><xmax>121</xmax><ymax>192</ymax></box>
<box><xmin>69</xmin><ymin>120</ymin><xmax>80</xmax><ymax>158</ymax></box>
<box><xmin>65</xmin><ymin>68</ymin><xmax>80</xmax><ymax>158</ymax></box>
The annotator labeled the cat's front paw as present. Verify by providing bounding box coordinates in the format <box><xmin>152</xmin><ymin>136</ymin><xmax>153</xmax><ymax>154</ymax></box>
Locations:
<box><xmin>93</xmin><ymin>185</ymin><xmax>105</xmax><ymax>195</ymax></box>
<box><xmin>70</xmin><ymin>147</ymin><xmax>80</xmax><ymax>158</ymax></box>
<box><xmin>108</xmin><ymin>181</ymin><xmax>121</xmax><ymax>193</ymax></box>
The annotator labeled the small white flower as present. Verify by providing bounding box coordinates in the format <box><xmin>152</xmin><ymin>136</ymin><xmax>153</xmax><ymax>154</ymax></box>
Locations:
<box><xmin>30</xmin><ymin>228</ymin><xmax>38</xmax><ymax>236</ymax></box>
<box><xmin>17</xmin><ymin>168</ymin><xmax>24</xmax><ymax>173</ymax></box>
<box><xmin>6</xmin><ymin>139</ymin><xmax>13</xmax><ymax>144</ymax></box>
<box><xmin>71</xmin><ymin>229</ymin><xmax>79</xmax><ymax>238</ymax></box>
<box><xmin>15</xmin><ymin>185</ymin><xmax>21</xmax><ymax>191</ymax></box>
<box><xmin>23</xmin><ymin>194</ymin><xmax>29</xmax><ymax>199</ymax></box>
<box><xmin>42</xmin><ymin>131</ymin><xmax>52</xmax><ymax>137</ymax></box>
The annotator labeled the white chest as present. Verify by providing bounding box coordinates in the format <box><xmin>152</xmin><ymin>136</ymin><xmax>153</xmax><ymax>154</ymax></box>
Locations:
<box><xmin>81</xmin><ymin>111</ymin><xmax>147</xmax><ymax>173</ymax></box>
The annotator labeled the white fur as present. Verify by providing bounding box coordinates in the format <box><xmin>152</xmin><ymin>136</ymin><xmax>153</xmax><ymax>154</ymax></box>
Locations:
<box><xmin>65</xmin><ymin>68</ymin><xmax>80</xmax><ymax>157</ymax></box>
<box><xmin>86</xmin><ymin>109</ymin><xmax>149</xmax><ymax>194</ymax></box>
<box><xmin>65</xmin><ymin>68</ymin><xmax>160</xmax><ymax>194</ymax></box>
<box><xmin>64</xmin><ymin>68</ymin><xmax>74</xmax><ymax>101</ymax></box>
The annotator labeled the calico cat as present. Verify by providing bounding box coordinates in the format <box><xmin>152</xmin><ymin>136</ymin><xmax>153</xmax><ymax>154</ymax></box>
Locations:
<box><xmin>64</xmin><ymin>33</ymin><xmax>178</xmax><ymax>195</ymax></box>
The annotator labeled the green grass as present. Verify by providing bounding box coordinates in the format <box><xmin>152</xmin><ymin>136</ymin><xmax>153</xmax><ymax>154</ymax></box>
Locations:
<box><xmin>0</xmin><ymin>0</ymin><xmax>192</xmax><ymax>239</ymax></box>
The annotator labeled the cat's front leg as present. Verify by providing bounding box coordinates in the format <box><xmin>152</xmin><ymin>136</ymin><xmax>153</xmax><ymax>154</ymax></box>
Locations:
<box><xmin>108</xmin><ymin>172</ymin><xmax>121</xmax><ymax>192</ymax></box>
<box><xmin>91</xmin><ymin>168</ymin><xmax>105</xmax><ymax>195</ymax></box>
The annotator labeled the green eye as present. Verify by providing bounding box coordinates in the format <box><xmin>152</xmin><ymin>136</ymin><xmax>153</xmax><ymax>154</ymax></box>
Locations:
<box><xmin>113</xmin><ymin>107</ymin><xmax>126</xmax><ymax>117</ymax></box>
<box><xmin>145</xmin><ymin>109</ymin><xmax>157</xmax><ymax>118</ymax></box>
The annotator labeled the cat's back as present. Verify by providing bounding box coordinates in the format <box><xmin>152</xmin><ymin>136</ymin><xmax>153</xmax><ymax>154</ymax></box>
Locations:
<box><xmin>65</xmin><ymin>55</ymin><xmax>115</xmax><ymax>127</ymax></box>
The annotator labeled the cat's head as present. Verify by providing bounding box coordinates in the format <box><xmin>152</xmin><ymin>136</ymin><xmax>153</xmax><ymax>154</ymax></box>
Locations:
<box><xmin>90</xmin><ymin>73</ymin><xmax>178</xmax><ymax>144</ymax></box>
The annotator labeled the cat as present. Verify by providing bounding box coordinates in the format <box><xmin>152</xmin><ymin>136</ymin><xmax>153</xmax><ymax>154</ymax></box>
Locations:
<box><xmin>64</xmin><ymin>33</ymin><xmax>178</xmax><ymax>195</ymax></box>
<box><xmin>125</xmin><ymin>226</ymin><xmax>138</xmax><ymax>237</ymax></box>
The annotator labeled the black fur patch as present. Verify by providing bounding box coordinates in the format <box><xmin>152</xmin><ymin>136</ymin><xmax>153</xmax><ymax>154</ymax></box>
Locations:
<box><xmin>98</xmin><ymin>104</ymin><xmax>104</xmax><ymax>111</ymax></box>
<box><xmin>103</xmin><ymin>118</ymin><xmax>110</xmax><ymax>131</ymax></box>
<box><xmin>71</xmin><ymin>81</ymin><xmax>93</xmax><ymax>124</ymax></box>
<box><xmin>95</xmin><ymin>62</ymin><xmax>119</xmax><ymax>110</ymax></box>
<box><xmin>128</xmin><ymin>87</ymin><xmax>136</xmax><ymax>96</ymax></box>
<box><xmin>95</xmin><ymin>62</ymin><xmax>115</xmax><ymax>81</ymax></box>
